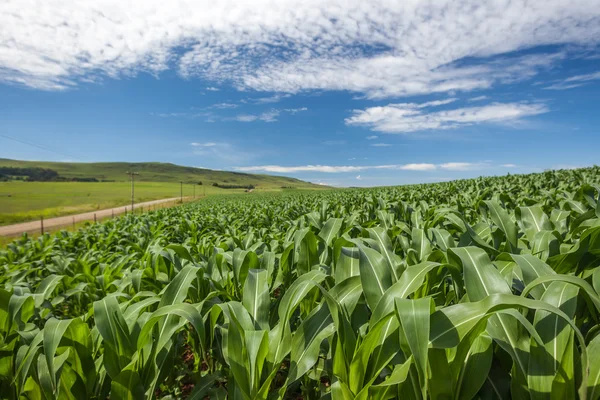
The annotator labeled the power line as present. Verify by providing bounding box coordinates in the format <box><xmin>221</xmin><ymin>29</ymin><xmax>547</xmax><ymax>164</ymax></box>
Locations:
<box><xmin>0</xmin><ymin>132</ymin><xmax>82</xmax><ymax>161</ymax></box>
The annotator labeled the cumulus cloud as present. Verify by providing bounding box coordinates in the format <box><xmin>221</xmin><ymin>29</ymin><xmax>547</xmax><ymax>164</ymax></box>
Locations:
<box><xmin>345</xmin><ymin>100</ymin><xmax>548</xmax><ymax>133</ymax></box>
<box><xmin>236</xmin><ymin>161</ymin><xmax>490</xmax><ymax>173</ymax></box>
<box><xmin>544</xmin><ymin>71</ymin><xmax>600</xmax><ymax>90</ymax></box>
<box><xmin>2</xmin><ymin>1</ymin><xmax>599</xmax><ymax>94</ymax></box>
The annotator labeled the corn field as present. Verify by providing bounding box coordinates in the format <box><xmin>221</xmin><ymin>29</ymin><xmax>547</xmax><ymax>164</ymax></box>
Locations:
<box><xmin>2</xmin><ymin>167</ymin><xmax>600</xmax><ymax>399</ymax></box>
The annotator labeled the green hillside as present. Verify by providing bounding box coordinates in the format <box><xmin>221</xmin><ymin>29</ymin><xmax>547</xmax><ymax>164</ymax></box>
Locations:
<box><xmin>0</xmin><ymin>158</ymin><xmax>322</xmax><ymax>189</ymax></box>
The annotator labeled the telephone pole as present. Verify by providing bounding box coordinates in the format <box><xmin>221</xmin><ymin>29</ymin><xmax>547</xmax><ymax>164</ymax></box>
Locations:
<box><xmin>126</xmin><ymin>172</ymin><xmax>139</xmax><ymax>213</ymax></box>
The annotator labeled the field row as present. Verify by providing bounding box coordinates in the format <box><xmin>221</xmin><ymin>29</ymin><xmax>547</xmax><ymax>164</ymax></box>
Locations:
<box><xmin>1</xmin><ymin>167</ymin><xmax>600</xmax><ymax>399</ymax></box>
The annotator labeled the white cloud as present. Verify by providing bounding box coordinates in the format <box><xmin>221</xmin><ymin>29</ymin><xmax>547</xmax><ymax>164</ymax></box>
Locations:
<box><xmin>346</xmin><ymin>100</ymin><xmax>548</xmax><ymax>133</ymax></box>
<box><xmin>400</xmin><ymin>163</ymin><xmax>437</xmax><ymax>171</ymax></box>
<box><xmin>206</xmin><ymin>87</ymin><xmax>220</xmax><ymax>91</ymax></box>
<box><xmin>235</xmin><ymin>109</ymin><xmax>280</xmax><ymax>122</ymax></box>
<box><xmin>439</xmin><ymin>162</ymin><xmax>481</xmax><ymax>171</ymax></box>
<box><xmin>501</xmin><ymin>163</ymin><xmax>517</xmax><ymax>167</ymax></box>
<box><xmin>236</xmin><ymin>162</ymin><xmax>486</xmax><ymax>173</ymax></box>
<box><xmin>234</xmin><ymin>107</ymin><xmax>305</xmax><ymax>122</ymax></box>
<box><xmin>322</xmin><ymin>140</ymin><xmax>346</xmax><ymax>145</ymax></box>
<box><xmin>366</xmin><ymin>135</ymin><xmax>378</xmax><ymax>140</ymax></box>
<box><xmin>544</xmin><ymin>71</ymin><xmax>600</xmax><ymax>90</ymax></box>
<box><xmin>356</xmin><ymin>175</ymin><xmax>362</xmax><ymax>180</ymax></box>
<box><xmin>2</xmin><ymin>1</ymin><xmax>599</xmax><ymax>95</ymax></box>
<box><xmin>370</xmin><ymin>143</ymin><xmax>392</xmax><ymax>147</ymax></box>
<box><xmin>190</xmin><ymin>142</ymin><xmax>217</xmax><ymax>147</ymax></box>
<box><xmin>245</xmin><ymin>94</ymin><xmax>292</xmax><ymax>104</ymax></box>
<box><xmin>283</xmin><ymin>107</ymin><xmax>307</xmax><ymax>114</ymax></box>
<box><xmin>211</xmin><ymin>102</ymin><xmax>238</xmax><ymax>109</ymax></box>
<box><xmin>468</xmin><ymin>95</ymin><xmax>489</xmax><ymax>102</ymax></box>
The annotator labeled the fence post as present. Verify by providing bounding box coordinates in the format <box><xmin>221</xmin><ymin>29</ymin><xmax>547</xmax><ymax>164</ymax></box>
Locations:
<box><xmin>40</xmin><ymin>216</ymin><xmax>44</xmax><ymax>235</ymax></box>
<box><xmin>72</xmin><ymin>217</ymin><xmax>75</xmax><ymax>229</ymax></box>
<box><xmin>94</xmin><ymin>214</ymin><xmax>97</xmax><ymax>223</ymax></box>
<box><xmin>112</xmin><ymin>209</ymin><xmax>114</xmax><ymax>218</ymax></box>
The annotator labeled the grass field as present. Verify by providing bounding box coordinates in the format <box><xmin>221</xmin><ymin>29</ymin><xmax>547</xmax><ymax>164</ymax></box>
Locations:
<box><xmin>0</xmin><ymin>159</ymin><xmax>326</xmax><ymax>225</ymax></box>
<box><xmin>0</xmin><ymin>181</ymin><xmax>245</xmax><ymax>225</ymax></box>
<box><xmin>0</xmin><ymin>158</ymin><xmax>323</xmax><ymax>188</ymax></box>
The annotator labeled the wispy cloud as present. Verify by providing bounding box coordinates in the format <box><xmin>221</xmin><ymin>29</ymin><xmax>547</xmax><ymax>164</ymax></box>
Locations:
<box><xmin>346</xmin><ymin>100</ymin><xmax>548</xmax><ymax>133</ymax></box>
<box><xmin>2</xmin><ymin>2</ymin><xmax>598</xmax><ymax>94</ymax></box>
<box><xmin>235</xmin><ymin>109</ymin><xmax>280</xmax><ymax>122</ymax></box>
<box><xmin>544</xmin><ymin>71</ymin><xmax>600</xmax><ymax>90</ymax></box>
<box><xmin>190</xmin><ymin>141</ymin><xmax>255</xmax><ymax>163</ymax></box>
<box><xmin>468</xmin><ymin>95</ymin><xmax>489</xmax><ymax>102</ymax></box>
<box><xmin>234</xmin><ymin>107</ymin><xmax>306</xmax><ymax>123</ymax></box>
<box><xmin>322</xmin><ymin>140</ymin><xmax>346</xmax><ymax>145</ymax></box>
<box><xmin>501</xmin><ymin>163</ymin><xmax>517</xmax><ymax>167</ymax></box>
<box><xmin>244</xmin><ymin>94</ymin><xmax>292</xmax><ymax>104</ymax></box>
<box><xmin>366</xmin><ymin>135</ymin><xmax>378</xmax><ymax>140</ymax></box>
<box><xmin>370</xmin><ymin>143</ymin><xmax>392</xmax><ymax>147</ymax></box>
<box><xmin>210</xmin><ymin>102</ymin><xmax>238</xmax><ymax>109</ymax></box>
<box><xmin>236</xmin><ymin>161</ymin><xmax>492</xmax><ymax>173</ymax></box>
<box><xmin>190</xmin><ymin>142</ymin><xmax>217</xmax><ymax>147</ymax></box>
<box><xmin>283</xmin><ymin>107</ymin><xmax>307</xmax><ymax>114</ymax></box>
<box><xmin>205</xmin><ymin>87</ymin><xmax>220</xmax><ymax>91</ymax></box>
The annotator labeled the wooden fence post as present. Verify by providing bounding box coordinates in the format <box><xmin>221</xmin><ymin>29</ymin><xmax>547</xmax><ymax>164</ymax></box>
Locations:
<box><xmin>40</xmin><ymin>216</ymin><xmax>44</xmax><ymax>235</ymax></box>
<box><xmin>94</xmin><ymin>214</ymin><xmax>97</xmax><ymax>223</ymax></box>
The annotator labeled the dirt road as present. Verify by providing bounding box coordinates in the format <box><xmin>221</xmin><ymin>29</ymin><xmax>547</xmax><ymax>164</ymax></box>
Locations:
<box><xmin>0</xmin><ymin>197</ymin><xmax>189</xmax><ymax>237</ymax></box>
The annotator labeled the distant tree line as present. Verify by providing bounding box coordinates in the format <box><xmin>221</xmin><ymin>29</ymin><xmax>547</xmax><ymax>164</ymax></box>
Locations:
<box><xmin>212</xmin><ymin>183</ymin><xmax>255</xmax><ymax>189</ymax></box>
<box><xmin>0</xmin><ymin>167</ymin><xmax>99</xmax><ymax>182</ymax></box>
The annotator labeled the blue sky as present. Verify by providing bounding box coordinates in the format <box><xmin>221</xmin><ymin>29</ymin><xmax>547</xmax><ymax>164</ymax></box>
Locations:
<box><xmin>1</xmin><ymin>1</ymin><xmax>600</xmax><ymax>187</ymax></box>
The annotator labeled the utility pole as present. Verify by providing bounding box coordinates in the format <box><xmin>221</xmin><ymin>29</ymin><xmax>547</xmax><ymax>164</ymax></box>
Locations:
<box><xmin>126</xmin><ymin>172</ymin><xmax>139</xmax><ymax>213</ymax></box>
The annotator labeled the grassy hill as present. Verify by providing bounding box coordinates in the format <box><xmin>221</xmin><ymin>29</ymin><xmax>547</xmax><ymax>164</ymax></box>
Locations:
<box><xmin>0</xmin><ymin>158</ymin><xmax>322</xmax><ymax>189</ymax></box>
<box><xmin>0</xmin><ymin>159</ymin><xmax>326</xmax><ymax>225</ymax></box>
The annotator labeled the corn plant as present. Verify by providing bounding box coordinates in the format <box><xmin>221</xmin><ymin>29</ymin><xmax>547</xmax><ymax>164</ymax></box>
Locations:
<box><xmin>1</xmin><ymin>166</ymin><xmax>600</xmax><ymax>399</ymax></box>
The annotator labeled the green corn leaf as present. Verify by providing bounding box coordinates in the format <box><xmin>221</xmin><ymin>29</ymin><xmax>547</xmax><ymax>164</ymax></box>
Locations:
<box><xmin>288</xmin><ymin>303</ymin><xmax>335</xmax><ymax>383</ymax></box>
<box><xmin>335</xmin><ymin>246</ymin><xmax>360</xmax><ymax>283</ymax></box>
<box><xmin>319</xmin><ymin>218</ymin><xmax>343</xmax><ymax>246</ymax></box>
<box><xmin>242</xmin><ymin>269</ymin><xmax>270</xmax><ymax>330</ymax></box>
<box><xmin>394</xmin><ymin>297</ymin><xmax>432</xmax><ymax>399</ymax></box>
<box><xmin>516</xmin><ymin>206</ymin><xmax>553</xmax><ymax>242</ymax></box>
<box><xmin>357</xmin><ymin>245</ymin><xmax>393</xmax><ymax>311</ymax></box>
<box><xmin>588</xmin><ymin>334</ymin><xmax>600</xmax><ymax>400</ymax></box>
<box><xmin>485</xmin><ymin>200</ymin><xmax>518</xmax><ymax>250</ymax></box>
<box><xmin>367</xmin><ymin>227</ymin><xmax>402</xmax><ymax>281</ymax></box>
